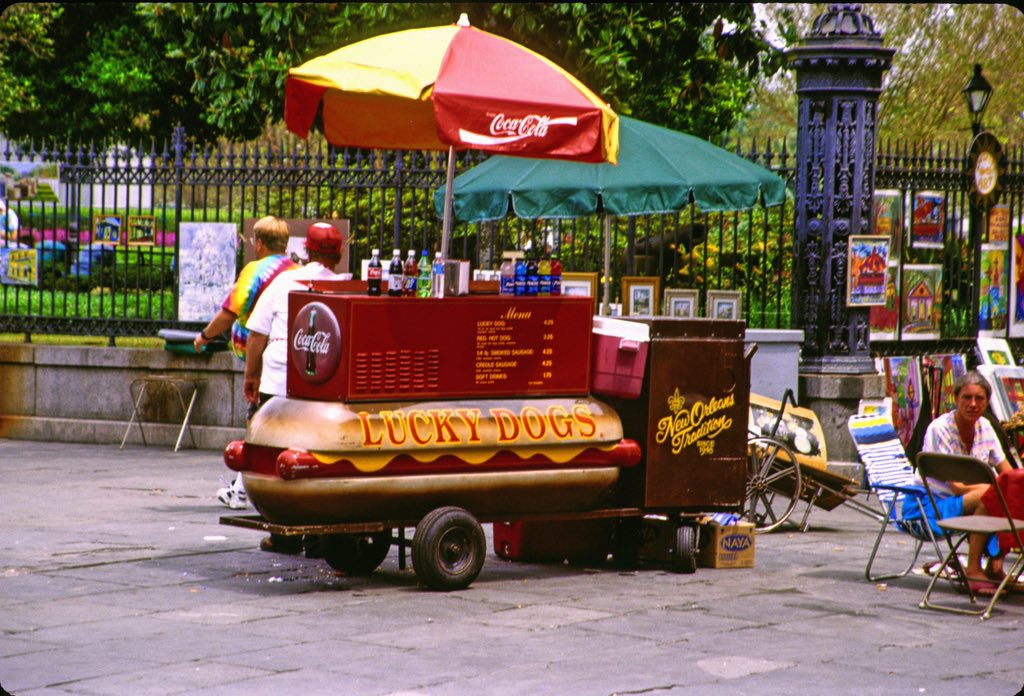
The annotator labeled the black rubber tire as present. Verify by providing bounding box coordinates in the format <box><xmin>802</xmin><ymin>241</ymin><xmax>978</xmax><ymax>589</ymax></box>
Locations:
<box><xmin>671</xmin><ymin>524</ymin><xmax>698</xmax><ymax>574</ymax></box>
<box><xmin>319</xmin><ymin>530</ymin><xmax>392</xmax><ymax>576</ymax></box>
<box><xmin>411</xmin><ymin>507</ymin><xmax>486</xmax><ymax>591</ymax></box>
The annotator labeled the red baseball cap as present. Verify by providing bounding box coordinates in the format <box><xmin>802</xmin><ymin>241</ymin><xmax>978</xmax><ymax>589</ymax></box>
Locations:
<box><xmin>305</xmin><ymin>222</ymin><xmax>343</xmax><ymax>255</ymax></box>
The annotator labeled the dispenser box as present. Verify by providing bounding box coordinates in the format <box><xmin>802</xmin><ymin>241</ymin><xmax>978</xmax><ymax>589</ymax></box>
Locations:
<box><xmin>590</xmin><ymin>317</ymin><xmax>650</xmax><ymax>399</ymax></box>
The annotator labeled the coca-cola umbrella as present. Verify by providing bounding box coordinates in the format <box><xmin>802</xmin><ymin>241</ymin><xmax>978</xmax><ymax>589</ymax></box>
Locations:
<box><xmin>435</xmin><ymin>115</ymin><xmax>787</xmax><ymax>312</ymax></box>
<box><xmin>285</xmin><ymin>13</ymin><xmax>619</xmax><ymax>259</ymax></box>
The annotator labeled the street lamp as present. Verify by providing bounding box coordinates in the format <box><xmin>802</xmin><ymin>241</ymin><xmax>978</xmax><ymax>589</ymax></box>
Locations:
<box><xmin>962</xmin><ymin>63</ymin><xmax>993</xmax><ymax>136</ymax></box>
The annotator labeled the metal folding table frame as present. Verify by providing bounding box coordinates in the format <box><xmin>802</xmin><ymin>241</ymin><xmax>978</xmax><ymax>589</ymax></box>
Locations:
<box><xmin>119</xmin><ymin>375</ymin><xmax>202</xmax><ymax>452</ymax></box>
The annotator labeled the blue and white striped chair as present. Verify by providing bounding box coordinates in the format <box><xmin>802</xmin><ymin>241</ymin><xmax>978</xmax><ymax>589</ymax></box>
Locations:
<box><xmin>848</xmin><ymin>413</ymin><xmax>944</xmax><ymax>581</ymax></box>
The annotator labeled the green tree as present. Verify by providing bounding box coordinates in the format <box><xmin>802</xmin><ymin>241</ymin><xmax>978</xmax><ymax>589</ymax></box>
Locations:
<box><xmin>0</xmin><ymin>4</ymin><xmax>62</xmax><ymax>127</ymax></box>
<box><xmin>736</xmin><ymin>3</ymin><xmax>1024</xmax><ymax>146</ymax></box>
<box><xmin>1</xmin><ymin>2</ymin><xmax>781</xmax><ymax>145</ymax></box>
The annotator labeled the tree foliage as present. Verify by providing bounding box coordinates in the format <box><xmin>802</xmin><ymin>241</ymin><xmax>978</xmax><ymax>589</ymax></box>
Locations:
<box><xmin>0</xmin><ymin>2</ymin><xmax>780</xmax><ymax>145</ymax></box>
<box><xmin>736</xmin><ymin>3</ymin><xmax>1024</xmax><ymax>146</ymax></box>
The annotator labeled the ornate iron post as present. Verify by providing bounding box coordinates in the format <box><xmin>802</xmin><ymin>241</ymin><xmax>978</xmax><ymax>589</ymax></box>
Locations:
<box><xmin>788</xmin><ymin>5</ymin><xmax>894</xmax><ymax>374</ymax></box>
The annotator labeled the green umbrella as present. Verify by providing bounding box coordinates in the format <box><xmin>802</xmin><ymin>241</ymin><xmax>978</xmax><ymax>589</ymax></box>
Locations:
<box><xmin>435</xmin><ymin>116</ymin><xmax>787</xmax><ymax>313</ymax></box>
<box><xmin>435</xmin><ymin>115</ymin><xmax>786</xmax><ymax>222</ymax></box>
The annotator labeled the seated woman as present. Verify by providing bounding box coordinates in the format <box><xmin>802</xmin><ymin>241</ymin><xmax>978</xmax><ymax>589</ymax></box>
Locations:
<box><xmin>902</xmin><ymin>370</ymin><xmax>1013</xmax><ymax>594</ymax></box>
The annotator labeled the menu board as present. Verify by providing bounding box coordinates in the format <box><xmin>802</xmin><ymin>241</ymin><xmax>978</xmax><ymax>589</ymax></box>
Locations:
<box><xmin>474</xmin><ymin>309</ymin><xmax>556</xmax><ymax>388</ymax></box>
<box><xmin>287</xmin><ymin>294</ymin><xmax>594</xmax><ymax>402</ymax></box>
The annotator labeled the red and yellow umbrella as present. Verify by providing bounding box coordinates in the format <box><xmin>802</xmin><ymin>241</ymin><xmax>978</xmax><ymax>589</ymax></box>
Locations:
<box><xmin>284</xmin><ymin>14</ymin><xmax>619</xmax><ymax>255</ymax></box>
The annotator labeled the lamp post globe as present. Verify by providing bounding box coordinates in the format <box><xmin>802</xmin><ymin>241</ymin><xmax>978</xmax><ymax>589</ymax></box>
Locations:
<box><xmin>962</xmin><ymin>63</ymin><xmax>993</xmax><ymax>136</ymax></box>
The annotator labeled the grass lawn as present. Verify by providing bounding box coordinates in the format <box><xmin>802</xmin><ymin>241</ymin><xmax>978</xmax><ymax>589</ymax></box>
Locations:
<box><xmin>0</xmin><ymin>333</ymin><xmax>163</xmax><ymax>348</ymax></box>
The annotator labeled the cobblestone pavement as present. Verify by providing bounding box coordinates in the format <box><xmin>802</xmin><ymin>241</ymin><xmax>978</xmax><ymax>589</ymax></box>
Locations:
<box><xmin>1</xmin><ymin>439</ymin><xmax>1023</xmax><ymax>695</ymax></box>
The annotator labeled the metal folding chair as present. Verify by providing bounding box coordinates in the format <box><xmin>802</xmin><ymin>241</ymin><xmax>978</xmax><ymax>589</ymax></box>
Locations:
<box><xmin>916</xmin><ymin>452</ymin><xmax>1024</xmax><ymax>620</ymax></box>
<box><xmin>848</xmin><ymin>414</ymin><xmax>944</xmax><ymax>581</ymax></box>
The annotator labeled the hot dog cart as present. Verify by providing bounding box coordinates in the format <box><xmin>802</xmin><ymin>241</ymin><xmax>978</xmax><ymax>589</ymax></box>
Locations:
<box><xmin>221</xmin><ymin>283</ymin><xmax>753</xmax><ymax>590</ymax></box>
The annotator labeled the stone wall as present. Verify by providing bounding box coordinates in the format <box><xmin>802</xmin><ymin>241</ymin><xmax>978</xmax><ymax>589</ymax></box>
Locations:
<box><xmin>0</xmin><ymin>343</ymin><xmax>245</xmax><ymax>450</ymax></box>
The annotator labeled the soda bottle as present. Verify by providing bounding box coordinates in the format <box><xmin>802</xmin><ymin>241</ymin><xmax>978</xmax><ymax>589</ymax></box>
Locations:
<box><xmin>404</xmin><ymin>249</ymin><xmax>418</xmax><ymax>296</ymax></box>
<box><xmin>525</xmin><ymin>253</ymin><xmax>539</xmax><ymax>296</ymax></box>
<box><xmin>304</xmin><ymin>308</ymin><xmax>318</xmax><ymax>376</ymax></box>
<box><xmin>514</xmin><ymin>255</ymin><xmax>527</xmax><ymax>296</ymax></box>
<box><xmin>388</xmin><ymin>249</ymin><xmax>404</xmax><ymax>297</ymax></box>
<box><xmin>367</xmin><ymin>248</ymin><xmax>382</xmax><ymax>296</ymax></box>
<box><xmin>550</xmin><ymin>254</ymin><xmax>563</xmax><ymax>296</ymax></box>
<box><xmin>499</xmin><ymin>255</ymin><xmax>514</xmax><ymax>295</ymax></box>
<box><xmin>417</xmin><ymin>250</ymin><xmax>432</xmax><ymax>298</ymax></box>
<box><xmin>431</xmin><ymin>252</ymin><xmax>446</xmax><ymax>298</ymax></box>
<box><xmin>538</xmin><ymin>255</ymin><xmax>551</xmax><ymax>296</ymax></box>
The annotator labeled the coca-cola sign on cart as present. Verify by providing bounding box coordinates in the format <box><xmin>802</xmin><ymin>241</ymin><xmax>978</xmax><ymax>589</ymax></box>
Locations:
<box><xmin>290</xmin><ymin>301</ymin><xmax>341</xmax><ymax>384</ymax></box>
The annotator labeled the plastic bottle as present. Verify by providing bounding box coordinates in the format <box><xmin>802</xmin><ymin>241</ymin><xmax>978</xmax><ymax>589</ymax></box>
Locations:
<box><xmin>499</xmin><ymin>255</ymin><xmax>514</xmax><ymax>295</ymax></box>
<box><xmin>367</xmin><ymin>248</ymin><xmax>382</xmax><ymax>296</ymax></box>
<box><xmin>388</xmin><ymin>249</ymin><xmax>404</xmax><ymax>297</ymax></box>
<box><xmin>417</xmin><ymin>250</ymin><xmax>432</xmax><ymax>298</ymax></box>
<box><xmin>431</xmin><ymin>252</ymin><xmax>445</xmax><ymax>298</ymax></box>
<box><xmin>514</xmin><ymin>255</ymin><xmax>527</xmax><ymax>296</ymax></box>
<box><xmin>550</xmin><ymin>254</ymin><xmax>563</xmax><ymax>296</ymax></box>
<box><xmin>525</xmin><ymin>253</ymin><xmax>539</xmax><ymax>296</ymax></box>
<box><xmin>538</xmin><ymin>255</ymin><xmax>551</xmax><ymax>296</ymax></box>
<box><xmin>404</xmin><ymin>249</ymin><xmax>418</xmax><ymax>296</ymax></box>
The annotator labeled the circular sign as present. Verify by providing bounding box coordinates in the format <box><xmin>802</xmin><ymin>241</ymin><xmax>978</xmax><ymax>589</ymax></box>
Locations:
<box><xmin>967</xmin><ymin>131</ymin><xmax>1005</xmax><ymax>211</ymax></box>
<box><xmin>290</xmin><ymin>301</ymin><xmax>341</xmax><ymax>385</ymax></box>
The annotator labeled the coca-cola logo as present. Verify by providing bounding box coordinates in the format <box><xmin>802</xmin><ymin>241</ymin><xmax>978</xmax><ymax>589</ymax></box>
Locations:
<box><xmin>459</xmin><ymin>114</ymin><xmax>579</xmax><ymax>147</ymax></box>
<box><xmin>289</xmin><ymin>301</ymin><xmax>341</xmax><ymax>386</ymax></box>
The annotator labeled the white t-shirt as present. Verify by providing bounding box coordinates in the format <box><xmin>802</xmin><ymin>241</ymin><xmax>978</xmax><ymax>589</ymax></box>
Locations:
<box><xmin>247</xmin><ymin>262</ymin><xmax>340</xmax><ymax>396</ymax></box>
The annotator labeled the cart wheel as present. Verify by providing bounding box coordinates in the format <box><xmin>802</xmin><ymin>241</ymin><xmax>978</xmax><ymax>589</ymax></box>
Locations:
<box><xmin>745</xmin><ymin>436</ymin><xmax>801</xmax><ymax>533</ymax></box>
<box><xmin>671</xmin><ymin>524</ymin><xmax>698</xmax><ymax>574</ymax></box>
<box><xmin>412</xmin><ymin>507</ymin><xmax>486</xmax><ymax>591</ymax></box>
<box><xmin>319</xmin><ymin>530</ymin><xmax>392</xmax><ymax>576</ymax></box>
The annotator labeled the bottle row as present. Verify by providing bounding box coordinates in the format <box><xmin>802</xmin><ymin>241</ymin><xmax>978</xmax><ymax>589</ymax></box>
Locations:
<box><xmin>364</xmin><ymin>248</ymin><xmax>563</xmax><ymax>299</ymax></box>
<box><xmin>499</xmin><ymin>252</ymin><xmax>562</xmax><ymax>297</ymax></box>
<box><xmin>366</xmin><ymin>248</ymin><xmax>445</xmax><ymax>298</ymax></box>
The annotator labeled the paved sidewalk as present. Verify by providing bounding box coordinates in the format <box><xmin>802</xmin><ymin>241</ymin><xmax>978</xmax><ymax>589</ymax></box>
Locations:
<box><xmin>1</xmin><ymin>439</ymin><xmax>1022</xmax><ymax>695</ymax></box>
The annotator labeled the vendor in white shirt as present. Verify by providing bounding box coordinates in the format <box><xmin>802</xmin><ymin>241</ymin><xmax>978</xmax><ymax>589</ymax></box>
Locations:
<box><xmin>244</xmin><ymin>222</ymin><xmax>345</xmax><ymax>407</ymax></box>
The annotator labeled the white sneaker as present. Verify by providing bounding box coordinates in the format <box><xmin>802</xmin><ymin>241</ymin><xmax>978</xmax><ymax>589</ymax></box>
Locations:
<box><xmin>217</xmin><ymin>475</ymin><xmax>249</xmax><ymax>510</ymax></box>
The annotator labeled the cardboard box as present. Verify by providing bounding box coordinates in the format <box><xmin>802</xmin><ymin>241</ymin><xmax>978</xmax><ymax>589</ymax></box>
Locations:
<box><xmin>698</xmin><ymin>521</ymin><xmax>755</xmax><ymax>568</ymax></box>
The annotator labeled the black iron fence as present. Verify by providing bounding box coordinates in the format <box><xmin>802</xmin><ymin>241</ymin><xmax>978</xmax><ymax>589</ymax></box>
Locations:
<box><xmin>0</xmin><ymin>127</ymin><xmax>1020</xmax><ymax>353</ymax></box>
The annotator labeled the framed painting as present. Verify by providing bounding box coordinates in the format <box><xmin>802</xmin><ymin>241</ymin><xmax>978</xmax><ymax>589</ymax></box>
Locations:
<box><xmin>0</xmin><ymin>247</ymin><xmax>38</xmax><ymax>286</ymax></box>
<box><xmin>881</xmin><ymin>356</ymin><xmax>923</xmax><ymax>450</ymax></box>
<box><xmin>910</xmin><ymin>191</ymin><xmax>945</xmax><ymax>249</ymax></box>
<box><xmin>988</xmin><ymin>204</ymin><xmax>1010</xmax><ymax>243</ymax></box>
<box><xmin>978</xmin><ymin>243</ymin><xmax>1009</xmax><ymax>336</ymax></box>
<box><xmin>126</xmin><ymin>215</ymin><xmax>156</xmax><ymax>246</ymax></box>
<box><xmin>977</xmin><ymin>337</ymin><xmax>1015</xmax><ymax>367</ymax></box>
<box><xmin>621</xmin><ymin>276</ymin><xmax>660</xmax><ymax>317</ymax></box>
<box><xmin>177</xmin><ymin>222</ymin><xmax>239</xmax><ymax>322</ymax></box>
<box><xmin>977</xmin><ymin>365</ymin><xmax>1024</xmax><ymax>421</ymax></box>
<box><xmin>748</xmin><ymin>393</ymin><xmax>828</xmax><ymax>470</ymax></box>
<box><xmin>561</xmin><ymin>271</ymin><xmax>598</xmax><ymax>310</ymax></box>
<box><xmin>900</xmin><ymin>264</ymin><xmax>941</xmax><ymax>340</ymax></box>
<box><xmin>872</xmin><ymin>188</ymin><xmax>903</xmax><ymax>259</ymax></box>
<box><xmin>663</xmin><ymin>288</ymin><xmax>698</xmax><ymax>318</ymax></box>
<box><xmin>93</xmin><ymin>214</ymin><xmax>122</xmax><ymax>246</ymax></box>
<box><xmin>921</xmin><ymin>353</ymin><xmax>967</xmax><ymax>419</ymax></box>
<box><xmin>847</xmin><ymin>235</ymin><xmax>890</xmax><ymax>306</ymax></box>
<box><xmin>706</xmin><ymin>289</ymin><xmax>742</xmax><ymax>321</ymax></box>
<box><xmin>869</xmin><ymin>261</ymin><xmax>899</xmax><ymax>341</ymax></box>
<box><xmin>1010</xmin><ymin>231</ymin><xmax>1024</xmax><ymax>337</ymax></box>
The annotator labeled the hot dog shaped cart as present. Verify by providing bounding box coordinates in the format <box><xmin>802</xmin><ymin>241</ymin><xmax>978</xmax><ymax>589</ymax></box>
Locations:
<box><xmin>221</xmin><ymin>284</ymin><xmax>753</xmax><ymax>590</ymax></box>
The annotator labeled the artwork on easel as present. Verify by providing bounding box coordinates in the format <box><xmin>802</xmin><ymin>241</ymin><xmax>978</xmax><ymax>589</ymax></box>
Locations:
<box><xmin>978</xmin><ymin>243</ymin><xmax>1008</xmax><ymax>336</ymax></box>
<box><xmin>900</xmin><ymin>264</ymin><xmax>941</xmax><ymax>340</ymax></box>
<box><xmin>869</xmin><ymin>261</ymin><xmax>899</xmax><ymax>341</ymax></box>
<box><xmin>977</xmin><ymin>365</ymin><xmax>1024</xmax><ymax>421</ymax></box>
<box><xmin>177</xmin><ymin>222</ymin><xmax>239</xmax><ymax>322</ymax></box>
<box><xmin>881</xmin><ymin>356</ymin><xmax>923</xmax><ymax>450</ymax></box>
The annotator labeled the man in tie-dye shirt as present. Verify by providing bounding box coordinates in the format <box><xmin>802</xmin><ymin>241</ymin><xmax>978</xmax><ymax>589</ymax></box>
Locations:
<box><xmin>194</xmin><ymin>215</ymin><xmax>297</xmax><ymax>509</ymax></box>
